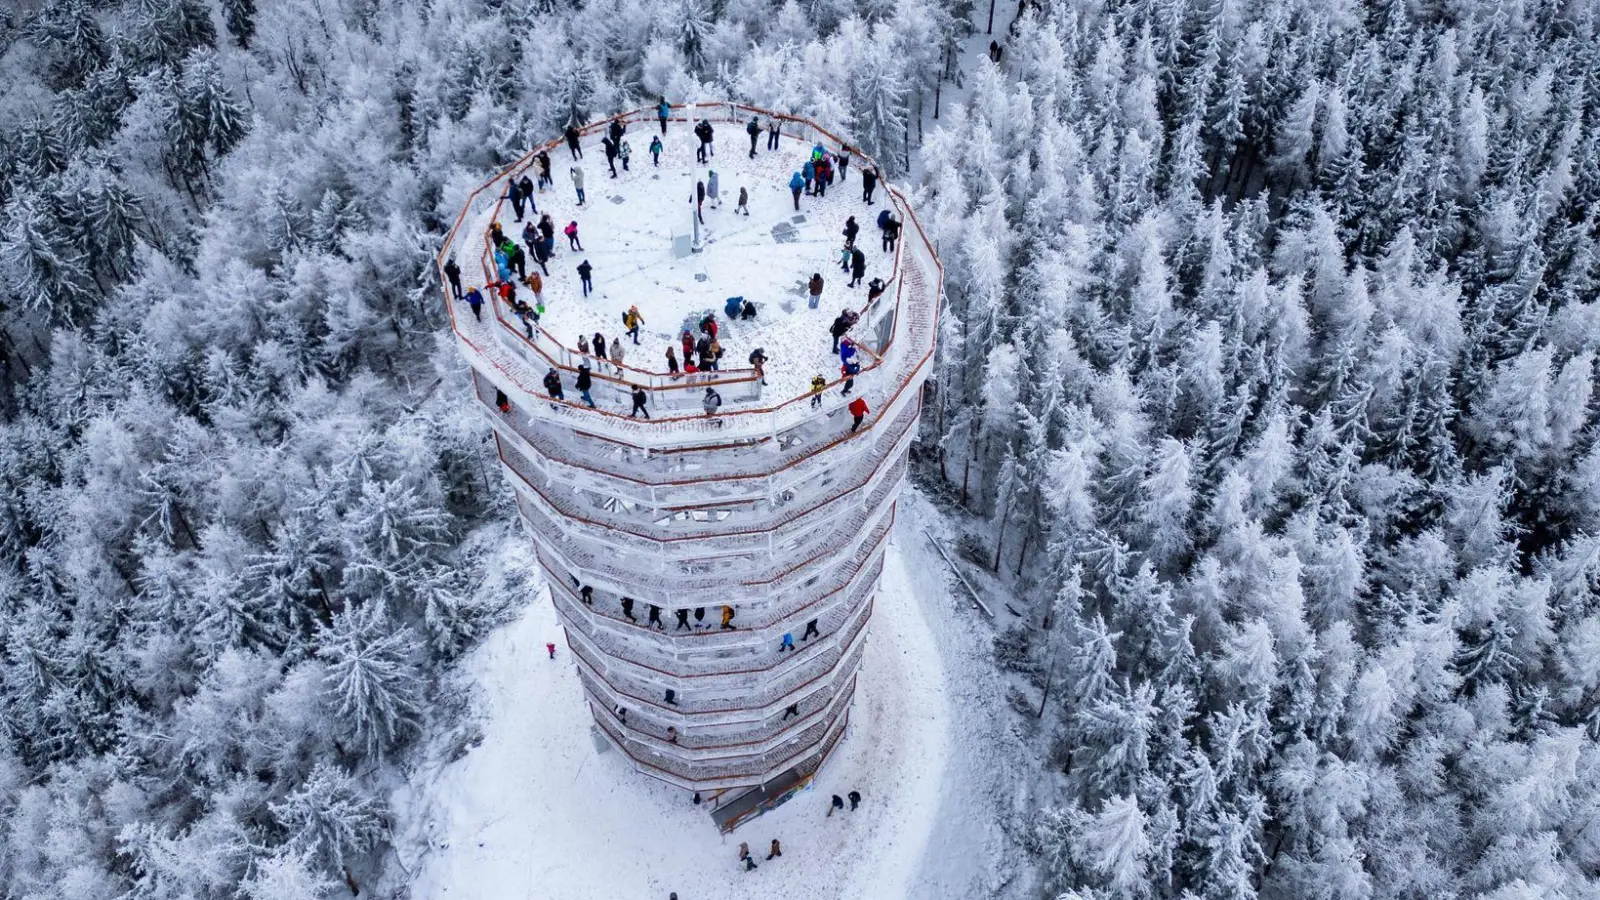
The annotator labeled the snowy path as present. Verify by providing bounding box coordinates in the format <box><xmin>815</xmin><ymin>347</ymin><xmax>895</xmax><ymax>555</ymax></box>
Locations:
<box><xmin>392</xmin><ymin>490</ymin><xmax>1013</xmax><ymax>899</ymax></box>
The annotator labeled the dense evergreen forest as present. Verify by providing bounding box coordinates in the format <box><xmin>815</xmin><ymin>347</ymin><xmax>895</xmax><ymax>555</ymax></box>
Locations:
<box><xmin>924</xmin><ymin>2</ymin><xmax>1600</xmax><ymax>898</ymax></box>
<box><xmin>1</xmin><ymin>0</ymin><xmax>1598</xmax><ymax>897</ymax></box>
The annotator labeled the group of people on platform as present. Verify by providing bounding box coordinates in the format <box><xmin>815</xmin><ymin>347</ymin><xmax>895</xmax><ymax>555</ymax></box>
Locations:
<box><xmin>443</xmin><ymin>109</ymin><xmax>907</xmax><ymax>433</ymax></box>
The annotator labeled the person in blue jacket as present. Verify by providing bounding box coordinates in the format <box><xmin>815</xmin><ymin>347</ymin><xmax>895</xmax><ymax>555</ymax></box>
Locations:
<box><xmin>802</xmin><ymin>159</ymin><xmax>816</xmax><ymax>195</ymax></box>
<box><xmin>839</xmin><ymin>337</ymin><xmax>858</xmax><ymax>365</ymax></box>
<box><xmin>789</xmin><ymin>171</ymin><xmax>805</xmax><ymax>210</ymax></box>
<box><xmin>657</xmin><ymin>97</ymin><xmax>671</xmax><ymax>134</ymax></box>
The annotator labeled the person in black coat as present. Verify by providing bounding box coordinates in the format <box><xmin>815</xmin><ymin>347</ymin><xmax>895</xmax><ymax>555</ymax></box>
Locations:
<box><xmin>862</xmin><ymin>166</ymin><xmax>878</xmax><ymax>204</ymax></box>
<box><xmin>694</xmin><ymin>120</ymin><xmax>714</xmax><ymax>162</ymax></box>
<box><xmin>849</xmin><ymin>247</ymin><xmax>867</xmax><ymax>287</ymax></box>
<box><xmin>543</xmin><ymin>368</ymin><xmax>564</xmax><ymax>400</ymax></box>
<box><xmin>530</xmin><ymin>235</ymin><xmax>551</xmax><ymax>275</ymax></box>
<box><xmin>608</xmin><ymin>116</ymin><xmax>626</xmax><ymax>146</ymax></box>
<box><xmin>746</xmin><ymin>116</ymin><xmax>760</xmax><ymax>157</ymax></box>
<box><xmin>630</xmin><ymin>384</ymin><xmax>650</xmax><ymax>418</ymax></box>
<box><xmin>565</xmin><ymin>125</ymin><xmax>582</xmax><ymax>159</ymax></box>
<box><xmin>575</xmin><ymin>363</ymin><xmax>595</xmax><ymax>407</ymax></box>
<box><xmin>843</xmin><ymin>216</ymin><xmax>859</xmax><ymax>247</ymax></box>
<box><xmin>602</xmin><ymin>136</ymin><xmax>619</xmax><ymax>177</ymax></box>
<box><xmin>518</xmin><ymin>174</ymin><xmax>535</xmax><ymax>212</ymax></box>
<box><xmin>509</xmin><ymin>242</ymin><xmax>527</xmax><ymax>279</ymax></box>
<box><xmin>508</xmin><ymin>178</ymin><xmax>526</xmax><ymax>221</ymax></box>
<box><xmin>577</xmin><ymin>259</ymin><xmax>593</xmax><ymax>296</ymax></box>
<box><xmin>443</xmin><ymin>258</ymin><xmax>462</xmax><ymax>300</ymax></box>
<box><xmin>830</xmin><ymin>312</ymin><xmax>852</xmax><ymax>352</ymax></box>
<box><xmin>882</xmin><ymin>216</ymin><xmax>901</xmax><ymax>253</ymax></box>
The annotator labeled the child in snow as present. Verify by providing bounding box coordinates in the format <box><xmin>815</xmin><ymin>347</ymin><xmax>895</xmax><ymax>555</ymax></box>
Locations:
<box><xmin>624</xmin><ymin>306</ymin><xmax>644</xmax><ymax>344</ymax></box>
<box><xmin>736</xmin><ymin>186</ymin><xmax>749</xmax><ymax>216</ymax></box>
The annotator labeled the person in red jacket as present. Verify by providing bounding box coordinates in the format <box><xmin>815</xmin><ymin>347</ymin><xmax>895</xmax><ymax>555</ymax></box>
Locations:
<box><xmin>848</xmin><ymin>396</ymin><xmax>868</xmax><ymax>432</ymax></box>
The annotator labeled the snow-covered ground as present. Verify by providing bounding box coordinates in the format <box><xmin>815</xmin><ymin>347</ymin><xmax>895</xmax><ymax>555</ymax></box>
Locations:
<box><xmin>391</xmin><ymin>489</ymin><xmax>1022</xmax><ymax>899</ymax></box>
<box><xmin>472</xmin><ymin>122</ymin><xmax>892</xmax><ymax>404</ymax></box>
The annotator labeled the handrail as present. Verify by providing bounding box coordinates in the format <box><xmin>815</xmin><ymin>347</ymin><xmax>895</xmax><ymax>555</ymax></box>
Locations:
<box><xmin>561</xmin><ymin>592</ymin><xmax>873</xmax><ymax>687</ymax></box>
<box><xmin>488</xmin><ymin>290</ymin><xmax>765</xmax><ymax>398</ymax></box>
<box><xmin>517</xmin><ymin>472</ymin><xmax>899</xmax><ymax>603</ymax></box>
<box><xmin>490</xmin><ymin>406</ymin><xmax>915</xmax><ymax>547</ymax></box>
<box><xmin>587</xmin><ymin>699</ymin><xmax>851</xmax><ymax>789</ymax></box>
<box><xmin>470</xmin><ymin>325</ymin><xmax>930</xmax><ymax>464</ymax></box>
<box><xmin>542</xmin><ymin>547</ymin><xmax>885</xmax><ymax>653</ymax></box>
<box><xmin>526</xmin><ymin>497</ymin><xmax>897</xmax><ymax>609</ymax></box>
<box><xmin>472</xmin><ymin>366</ymin><xmax>925</xmax><ymax>492</ymax></box>
<box><xmin>567</xmin><ymin>621</ymin><xmax>868</xmax><ymax>717</ymax></box>
<box><xmin>586</xmin><ymin>694</ymin><xmax>832</xmax><ymax>756</ymax></box>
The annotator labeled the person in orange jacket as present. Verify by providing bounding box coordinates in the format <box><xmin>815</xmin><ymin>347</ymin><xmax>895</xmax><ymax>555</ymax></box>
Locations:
<box><xmin>848</xmin><ymin>396</ymin><xmax>868</xmax><ymax>432</ymax></box>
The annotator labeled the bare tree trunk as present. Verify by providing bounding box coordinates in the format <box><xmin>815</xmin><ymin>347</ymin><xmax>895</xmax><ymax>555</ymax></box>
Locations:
<box><xmin>1036</xmin><ymin>650</ymin><xmax>1057</xmax><ymax>718</ymax></box>
<box><xmin>992</xmin><ymin>507</ymin><xmax>1007</xmax><ymax>572</ymax></box>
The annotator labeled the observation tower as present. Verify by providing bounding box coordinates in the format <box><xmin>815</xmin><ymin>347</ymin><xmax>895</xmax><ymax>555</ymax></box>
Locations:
<box><xmin>436</xmin><ymin>103</ymin><xmax>940</xmax><ymax>811</ymax></box>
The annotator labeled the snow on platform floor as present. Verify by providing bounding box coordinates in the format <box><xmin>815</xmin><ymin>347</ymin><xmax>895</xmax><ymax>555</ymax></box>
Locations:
<box><xmin>395</xmin><ymin>502</ymin><xmax>972</xmax><ymax>900</ymax></box>
<box><xmin>474</xmin><ymin>124</ymin><xmax>891</xmax><ymax>404</ymax></box>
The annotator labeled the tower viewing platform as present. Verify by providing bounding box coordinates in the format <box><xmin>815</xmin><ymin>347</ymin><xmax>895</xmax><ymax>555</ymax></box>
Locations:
<box><xmin>436</xmin><ymin>102</ymin><xmax>942</xmax><ymax>802</ymax></box>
